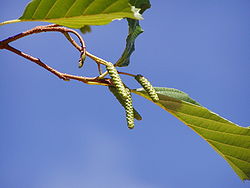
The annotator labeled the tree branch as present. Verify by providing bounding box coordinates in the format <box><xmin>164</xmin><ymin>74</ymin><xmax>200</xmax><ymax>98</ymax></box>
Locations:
<box><xmin>0</xmin><ymin>24</ymin><xmax>113</xmax><ymax>86</ymax></box>
<box><xmin>0</xmin><ymin>24</ymin><xmax>85</xmax><ymax>52</ymax></box>
<box><xmin>2</xmin><ymin>44</ymin><xmax>111</xmax><ymax>85</ymax></box>
<box><xmin>3</xmin><ymin>44</ymin><xmax>68</xmax><ymax>80</ymax></box>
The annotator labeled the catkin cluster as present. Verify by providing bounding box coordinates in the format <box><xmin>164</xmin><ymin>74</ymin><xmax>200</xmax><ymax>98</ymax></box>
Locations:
<box><xmin>106</xmin><ymin>63</ymin><xmax>158</xmax><ymax>129</ymax></box>
<box><xmin>135</xmin><ymin>74</ymin><xmax>159</xmax><ymax>102</ymax></box>
<box><xmin>106</xmin><ymin>62</ymin><xmax>128</xmax><ymax>99</ymax></box>
<box><xmin>106</xmin><ymin>62</ymin><xmax>139</xmax><ymax>129</ymax></box>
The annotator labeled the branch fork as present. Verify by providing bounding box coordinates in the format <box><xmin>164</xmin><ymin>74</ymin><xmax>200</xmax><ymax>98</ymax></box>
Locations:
<box><xmin>0</xmin><ymin>24</ymin><xmax>116</xmax><ymax>86</ymax></box>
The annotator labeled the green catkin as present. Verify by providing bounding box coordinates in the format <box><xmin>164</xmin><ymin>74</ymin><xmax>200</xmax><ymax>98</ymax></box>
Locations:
<box><xmin>106</xmin><ymin>62</ymin><xmax>128</xmax><ymax>99</ymax></box>
<box><xmin>108</xmin><ymin>86</ymin><xmax>142</xmax><ymax>121</ymax></box>
<box><xmin>124</xmin><ymin>88</ymin><xmax>135</xmax><ymax>129</ymax></box>
<box><xmin>135</xmin><ymin>74</ymin><xmax>159</xmax><ymax>102</ymax></box>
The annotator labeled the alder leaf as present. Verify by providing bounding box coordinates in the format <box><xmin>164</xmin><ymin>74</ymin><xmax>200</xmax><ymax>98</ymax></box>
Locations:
<box><xmin>79</xmin><ymin>0</ymin><xmax>151</xmax><ymax>34</ymax></box>
<box><xmin>132</xmin><ymin>87</ymin><xmax>250</xmax><ymax>181</ymax></box>
<box><xmin>115</xmin><ymin>0</ymin><xmax>151</xmax><ymax>67</ymax></box>
<box><xmin>115</xmin><ymin>19</ymin><xmax>143</xmax><ymax>67</ymax></box>
<box><xmin>0</xmin><ymin>0</ymin><xmax>142</xmax><ymax>28</ymax></box>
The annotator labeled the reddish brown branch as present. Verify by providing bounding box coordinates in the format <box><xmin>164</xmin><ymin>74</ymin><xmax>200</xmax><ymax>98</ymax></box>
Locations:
<box><xmin>2</xmin><ymin>44</ymin><xmax>111</xmax><ymax>85</ymax></box>
<box><xmin>3</xmin><ymin>44</ymin><xmax>68</xmax><ymax>80</ymax></box>
<box><xmin>0</xmin><ymin>24</ymin><xmax>112</xmax><ymax>86</ymax></box>
<box><xmin>0</xmin><ymin>24</ymin><xmax>85</xmax><ymax>52</ymax></box>
<box><xmin>118</xmin><ymin>71</ymin><xmax>136</xmax><ymax>77</ymax></box>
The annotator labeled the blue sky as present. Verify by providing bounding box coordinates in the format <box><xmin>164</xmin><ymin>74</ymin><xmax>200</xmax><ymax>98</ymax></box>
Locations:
<box><xmin>1</xmin><ymin>0</ymin><xmax>250</xmax><ymax>188</ymax></box>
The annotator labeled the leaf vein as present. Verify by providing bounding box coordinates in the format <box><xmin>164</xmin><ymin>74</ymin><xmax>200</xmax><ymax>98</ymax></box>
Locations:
<box><xmin>102</xmin><ymin>0</ymin><xmax>120</xmax><ymax>12</ymax></box>
<box><xmin>64</xmin><ymin>0</ymin><xmax>78</xmax><ymax>17</ymax></box>
<box><xmin>82</xmin><ymin>0</ymin><xmax>98</xmax><ymax>14</ymax></box>
<box><xmin>205</xmin><ymin>138</ymin><xmax>250</xmax><ymax>153</ymax></box>
<box><xmin>224</xmin><ymin>154</ymin><xmax>250</xmax><ymax>165</ymax></box>
<box><xmin>44</xmin><ymin>0</ymin><xmax>58</xmax><ymax>18</ymax></box>
<box><xmin>186</xmin><ymin>121</ymin><xmax>250</xmax><ymax>140</ymax></box>
<box><xmin>32</xmin><ymin>0</ymin><xmax>43</xmax><ymax>19</ymax></box>
<box><xmin>175</xmin><ymin>111</ymin><xmax>250</xmax><ymax>137</ymax></box>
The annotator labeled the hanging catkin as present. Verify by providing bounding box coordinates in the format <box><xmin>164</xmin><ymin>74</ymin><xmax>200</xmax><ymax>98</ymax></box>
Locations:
<box><xmin>108</xmin><ymin>86</ymin><xmax>142</xmax><ymax>121</ymax></box>
<box><xmin>135</xmin><ymin>74</ymin><xmax>159</xmax><ymax>102</ymax></box>
<box><xmin>106</xmin><ymin>62</ymin><xmax>128</xmax><ymax>99</ymax></box>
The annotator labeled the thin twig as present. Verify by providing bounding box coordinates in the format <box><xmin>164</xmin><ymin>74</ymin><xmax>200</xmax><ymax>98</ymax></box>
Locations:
<box><xmin>0</xmin><ymin>24</ymin><xmax>85</xmax><ymax>52</ymax></box>
<box><xmin>2</xmin><ymin>44</ymin><xmax>111</xmax><ymax>85</ymax></box>
<box><xmin>62</xmin><ymin>74</ymin><xmax>111</xmax><ymax>86</ymax></box>
<box><xmin>59</xmin><ymin>31</ymin><xmax>109</xmax><ymax>66</ymax></box>
<box><xmin>4</xmin><ymin>44</ymin><xmax>68</xmax><ymax>80</ymax></box>
<box><xmin>85</xmin><ymin>51</ymin><xmax>110</xmax><ymax>66</ymax></box>
<box><xmin>118</xmin><ymin>71</ymin><xmax>136</xmax><ymax>77</ymax></box>
<box><xmin>97</xmin><ymin>63</ymin><xmax>103</xmax><ymax>75</ymax></box>
<box><xmin>97</xmin><ymin>71</ymin><xmax>109</xmax><ymax>79</ymax></box>
<box><xmin>63</xmin><ymin>32</ymin><xmax>82</xmax><ymax>52</ymax></box>
<box><xmin>0</xmin><ymin>24</ymin><xmax>118</xmax><ymax>86</ymax></box>
<box><xmin>54</xmin><ymin>27</ymin><xmax>111</xmax><ymax>70</ymax></box>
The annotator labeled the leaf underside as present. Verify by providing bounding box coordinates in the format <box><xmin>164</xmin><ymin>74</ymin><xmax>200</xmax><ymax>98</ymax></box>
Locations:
<box><xmin>115</xmin><ymin>0</ymin><xmax>151</xmax><ymax>67</ymax></box>
<box><xmin>0</xmin><ymin>0</ymin><xmax>150</xmax><ymax>68</ymax></box>
<box><xmin>115</xmin><ymin>18</ymin><xmax>143</xmax><ymax>67</ymax></box>
<box><xmin>0</xmin><ymin>0</ymin><xmax>142</xmax><ymax>28</ymax></box>
<box><xmin>132</xmin><ymin>87</ymin><xmax>250</xmax><ymax>181</ymax></box>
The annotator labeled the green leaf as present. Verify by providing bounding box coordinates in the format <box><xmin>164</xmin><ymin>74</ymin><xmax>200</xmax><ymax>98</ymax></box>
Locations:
<box><xmin>115</xmin><ymin>0</ymin><xmax>151</xmax><ymax>67</ymax></box>
<box><xmin>0</xmin><ymin>0</ymin><xmax>143</xmax><ymax>28</ymax></box>
<box><xmin>115</xmin><ymin>19</ymin><xmax>143</xmax><ymax>67</ymax></box>
<box><xmin>132</xmin><ymin>87</ymin><xmax>250</xmax><ymax>181</ymax></box>
<box><xmin>80</xmin><ymin>0</ymin><xmax>151</xmax><ymax>35</ymax></box>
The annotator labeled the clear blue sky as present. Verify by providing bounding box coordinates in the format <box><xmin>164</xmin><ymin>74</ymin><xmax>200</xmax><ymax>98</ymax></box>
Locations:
<box><xmin>1</xmin><ymin>1</ymin><xmax>250</xmax><ymax>188</ymax></box>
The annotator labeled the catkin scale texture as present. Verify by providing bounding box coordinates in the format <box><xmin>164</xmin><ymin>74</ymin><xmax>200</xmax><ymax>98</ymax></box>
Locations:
<box><xmin>124</xmin><ymin>88</ymin><xmax>135</xmax><ymax>129</ymax></box>
<box><xmin>135</xmin><ymin>74</ymin><xmax>159</xmax><ymax>102</ymax></box>
<box><xmin>106</xmin><ymin>62</ymin><xmax>128</xmax><ymax>99</ymax></box>
<box><xmin>108</xmin><ymin>86</ymin><xmax>142</xmax><ymax>121</ymax></box>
